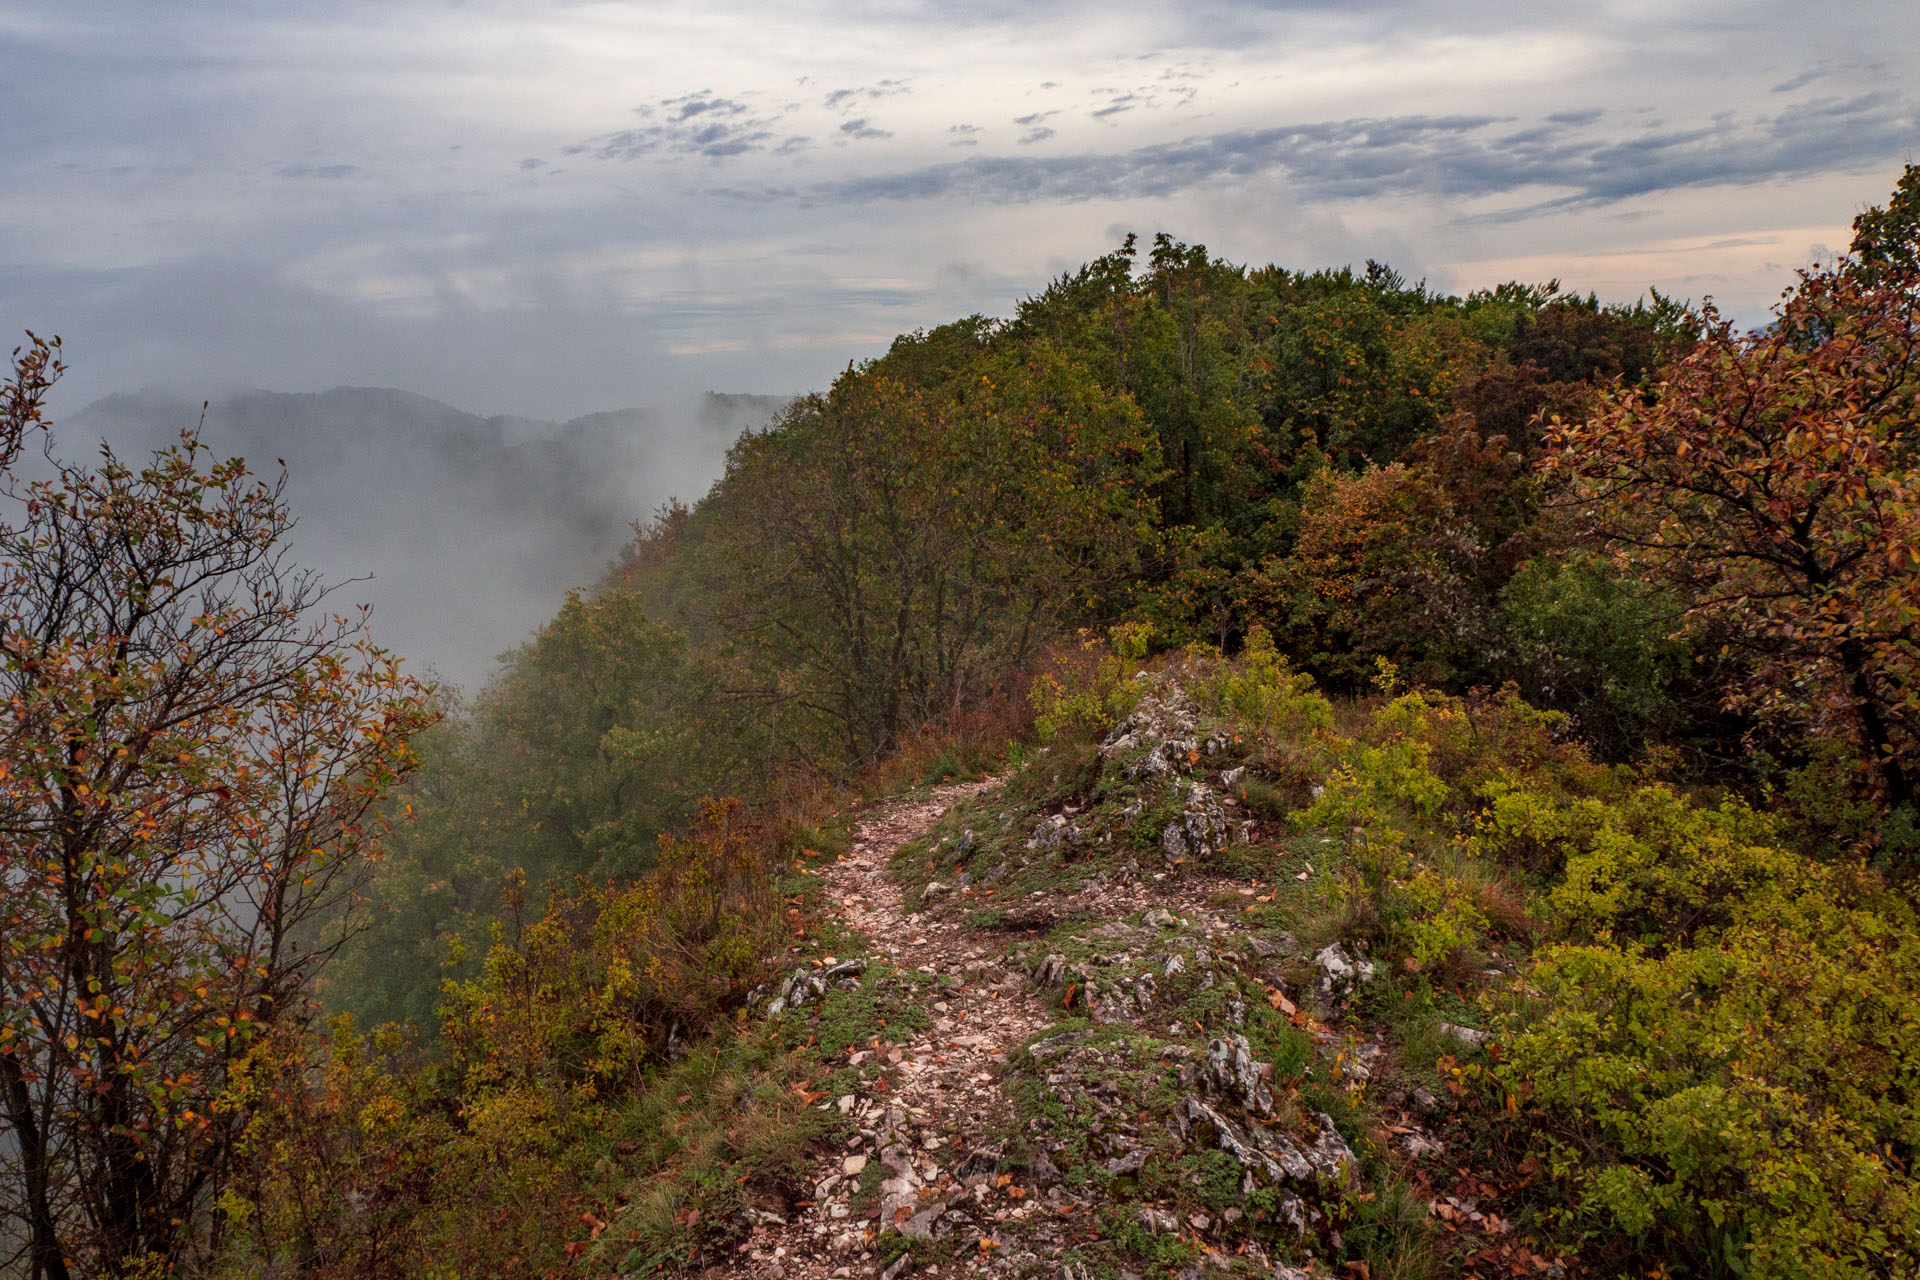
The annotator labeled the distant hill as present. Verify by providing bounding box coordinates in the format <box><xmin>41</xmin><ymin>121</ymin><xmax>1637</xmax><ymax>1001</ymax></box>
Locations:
<box><xmin>64</xmin><ymin>386</ymin><xmax>790</xmax><ymax>690</ymax></box>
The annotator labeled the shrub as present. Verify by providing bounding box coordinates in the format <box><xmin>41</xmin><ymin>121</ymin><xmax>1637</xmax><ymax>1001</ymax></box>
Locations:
<box><xmin>1196</xmin><ymin>624</ymin><xmax>1335</xmax><ymax>740</ymax></box>
<box><xmin>1496</xmin><ymin>552</ymin><xmax>1691</xmax><ymax>762</ymax></box>
<box><xmin>1028</xmin><ymin>622</ymin><xmax>1153</xmax><ymax>744</ymax></box>
<box><xmin>1485</xmin><ymin>778</ymin><xmax>1920</xmax><ymax>1277</ymax></box>
<box><xmin>1472</xmin><ymin>783</ymin><xmax>1792</xmax><ymax>948</ymax></box>
<box><xmin>1398</xmin><ymin>868</ymin><xmax>1492</xmax><ymax>975</ymax></box>
<box><xmin>1494</xmin><ymin>878</ymin><xmax>1920</xmax><ymax>1277</ymax></box>
<box><xmin>441</xmin><ymin>796</ymin><xmax>783</xmax><ymax>1103</ymax></box>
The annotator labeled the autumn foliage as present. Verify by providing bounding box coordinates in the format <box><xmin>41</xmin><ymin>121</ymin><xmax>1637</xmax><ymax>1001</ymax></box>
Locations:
<box><xmin>0</xmin><ymin>336</ymin><xmax>435</xmax><ymax>1278</ymax></box>
<box><xmin>1552</xmin><ymin>255</ymin><xmax>1920</xmax><ymax>805</ymax></box>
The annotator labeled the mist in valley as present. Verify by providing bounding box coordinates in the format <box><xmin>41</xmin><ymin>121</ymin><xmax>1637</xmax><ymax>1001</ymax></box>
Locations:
<box><xmin>62</xmin><ymin>385</ymin><xmax>789</xmax><ymax>691</ymax></box>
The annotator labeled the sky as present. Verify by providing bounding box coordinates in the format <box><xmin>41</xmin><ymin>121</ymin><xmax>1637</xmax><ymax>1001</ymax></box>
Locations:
<box><xmin>4</xmin><ymin>0</ymin><xmax>1917</xmax><ymax>420</ymax></box>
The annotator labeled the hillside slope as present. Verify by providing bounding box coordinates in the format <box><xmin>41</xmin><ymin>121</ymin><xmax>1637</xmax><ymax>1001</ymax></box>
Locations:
<box><xmin>633</xmin><ymin>663</ymin><xmax>1548</xmax><ymax>1280</ymax></box>
<box><xmin>612</xmin><ymin>642</ymin><xmax>1918</xmax><ymax>1280</ymax></box>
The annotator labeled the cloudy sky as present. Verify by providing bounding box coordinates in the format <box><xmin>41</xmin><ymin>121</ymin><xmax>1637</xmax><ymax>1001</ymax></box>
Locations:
<box><xmin>5</xmin><ymin>0</ymin><xmax>1917</xmax><ymax>419</ymax></box>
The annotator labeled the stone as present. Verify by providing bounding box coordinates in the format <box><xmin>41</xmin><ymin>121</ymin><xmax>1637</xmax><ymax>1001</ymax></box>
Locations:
<box><xmin>820</xmin><ymin>958</ymin><xmax>866</xmax><ymax>984</ymax></box>
<box><xmin>1133</xmin><ymin>971</ymin><xmax>1158</xmax><ymax>1009</ymax></box>
<box><xmin>766</xmin><ymin>965</ymin><xmax>828</xmax><ymax>1017</ymax></box>
<box><xmin>899</xmin><ymin>1203</ymin><xmax>945</xmax><ymax>1239</ymax></box>
<box><xmin>1028</xmin><ymin>814</ymin><xmax>1070</xmax><ymax>851</ymax></box>
<box><xmin>1437</xmin><ymin>1021</ymin><xmax>1488</xmax><ymax>1047</ymax></box>
<box><xmin>1143</xmin><ymin>907</ymin><xmax>1179</xmax><ymax>929</ymax></box>
<box><xmin>1178</xmin><ymin>782</ymin><xmax>1232</xmax><ymax>857</ymax></box>
<box><xmin>1402</xmin><ymin>1132</ymin><xmax>1444</xmax><ymax>1158</ymax></box>
<box><xmin>1181</xmin><ymin>1098</ymin><xmax>1354</xmax><ymax>1191</ymax></box>
<box><xmin>1312</xmin><ymin>943</ymin><xmax>1376</xmax><ymax>1000</ymax></box>
<box><xmin>1221</xmin><ymin>765</ymin><xmax>1246</xmax><ymax>789</ymax></box>
<box><xmin>1031</xmin><ymin>954</ymin><xmax>1071</xmax><ymax>989</ymax></box>
<box><xmin>1106</xmin><ymin>1148</ymin><xmax>1147</xmax><ymax>1177</ymax></box>
<box><xmin>919</xmin><ymin>881</ymin><xmax>951</xmax><ymax>905</ymax></box>
<box><xmin>1207</xmin><ymin>1034</ymin><xmax>1275</xmax><ymax>1116</ymax></box>
<box><xmin>1136</xmin><ymin>1206</ymin><xmax>1180</xmax><ymax>1234</ymax></box>
<box><xmin>1028</xmin><ymin>1029</ymin><xmax>1093</xmax><ymax>1061</ymax></box>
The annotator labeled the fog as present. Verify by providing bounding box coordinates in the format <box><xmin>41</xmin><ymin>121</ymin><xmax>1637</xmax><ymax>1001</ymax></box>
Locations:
<box><xmin>62</xmin><ymin>386</ymin><xmax>789</xmax><ymax>691</ymax></box>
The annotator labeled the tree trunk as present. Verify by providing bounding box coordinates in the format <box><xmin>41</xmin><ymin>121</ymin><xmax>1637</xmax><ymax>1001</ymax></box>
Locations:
<box><xmin>1841</xmin><ymin>638</ymin><xmax>1913</xmax><ymax>809</ymax></box>
<box><xmin>2</xmin><ymin>1053</ymin><xmax>73</xmax><ymax>1280</ymax></box>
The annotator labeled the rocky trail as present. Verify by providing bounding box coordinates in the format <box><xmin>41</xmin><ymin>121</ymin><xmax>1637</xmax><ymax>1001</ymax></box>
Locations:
<box><xmin>720</xmin><ymin>670</ymin><xmax>1511</xmax><ymax>1280</ymax></box>
<box><xmin>739</xmin><ymin>778</ymin><xmax>1065</xmax><ymax>1280</ymax></box>
<box><xmin>733</xmin><ymin>775</ymin><xmax>1351</xmax><ymax>1280</ymax></box>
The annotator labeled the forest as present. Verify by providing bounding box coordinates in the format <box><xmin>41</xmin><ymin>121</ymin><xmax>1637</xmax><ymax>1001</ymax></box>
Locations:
<box><xmin>4</xmin><ymin>166</ymin><xmax>1919</xmax><ymax>1279</ymax></box>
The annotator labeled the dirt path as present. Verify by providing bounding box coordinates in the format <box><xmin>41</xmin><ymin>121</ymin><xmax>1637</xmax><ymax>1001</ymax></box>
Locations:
<box><xmin>737</xmin><ymin>779</ymin><xmax>1066</xmax><ymax>1280</ymax></box>
<box><xmin>730</xmin><ymin>779</ymin><xmax>1315</xmax><ymax>1280</ymax></box>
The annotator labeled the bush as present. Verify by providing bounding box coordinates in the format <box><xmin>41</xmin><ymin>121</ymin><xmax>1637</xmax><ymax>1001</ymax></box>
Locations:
<box><xmin>1028</xmin><ymin>622</ymin><xmax>1153</xmax><ymax>744</ymax></box>
<box><xmin>220</xmin><ymin>796</ymin><xmax>795</xmax><ymax>1278</ymax></box>
<box><xmin>1485</xmin><ymin>785</ymin><xmax>1920</xmax><ymax>1277</ymax></box>
<box><xmin>1495</xmin><ymin>887</ymin><xmax>1920</xmax><ymax>1276</ymax></box>
<box><xmin>1195</xmin><ymin>624</ymin><xmax>1334</xmax><ymax>740</ymax></box>
<box><xmin>441</xmin><ymin>797</ymin><xmax>783</xmax><ymax>1100</ymax></box>
<box><xmin>1496</xmin><ymin>553</ymin><xmax>1691</xmax><ymax>761</ymax></box>
<box><xmin>1472</xmin><ymin>783</ymin><xmax>1792</xmax><ymax>948</ymax></box>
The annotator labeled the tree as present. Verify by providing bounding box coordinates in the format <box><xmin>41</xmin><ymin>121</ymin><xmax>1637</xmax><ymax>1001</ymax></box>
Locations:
<box><xmin>1850</xmin><ymin>162</ymin><xmax>1920</xmax><ymax>282</ymax></box>
<box><xmin>696</xmin><ymin>333</ymin><xmax>1159</xmax><ymax>765</ymax></box>
<box><xmin>0</xmin><ymin>335</ymin><xmax>434</xmax><ymax>1277</ymax></box>
<box><xmin>479</xmin><ymin>587</ymin><xmax>693</xmax><ymax>880</ymax></box>
<box><xmin>1245</xmin><ymin>461</ymin><xmax>1488</xmax><ymax>689</ymax></box>
<box><xmin>1548</xmin><ymin>229</ymin><xmax>1920</xmax><ymax>806</ymax></box>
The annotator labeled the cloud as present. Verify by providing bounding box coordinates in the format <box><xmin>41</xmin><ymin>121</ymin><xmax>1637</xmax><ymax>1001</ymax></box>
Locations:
<box><xmin>275</xmin><ymin>163</ymin><xmax>359</xmax><ymax>179</ymax></box>
<box><xmin>794</xmin><ymin>95</ymin><xmax>1917</xmax><ymax>212</ymax></box>
<box><xmin>585</xmin><ymin>91</ymin><xmax>787</xmax><ymax>160</ymax></box>
<box><xmin>61</xmin><ymin>384</ymin><xmax>782</xmax><ymax>690</ymax></box>
<box><xmin>839</xmin><ymin>118</ymin><xmax>892</xmax><ymax>141</ymax></box>
<box><xmin>1018</xmin><ymin>127</ymin><xmax>1056</xmax><ymax>145</ymax></box>
<box><xmin>667</xmin><ymin>92</ymin><xmax>749</xmax><ymax>122</ymax></box>
<box><xmin>824</xmin><ymin>79</ymin><xmax>910</xmax><ymax>110</ymax></box>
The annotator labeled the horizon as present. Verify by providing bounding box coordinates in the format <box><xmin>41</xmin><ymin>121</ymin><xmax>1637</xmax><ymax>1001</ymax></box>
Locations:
<box><xmin>6</xmin><ymin>1</ymin><xmax>1916</xmax><ymax>419</ymax></box>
